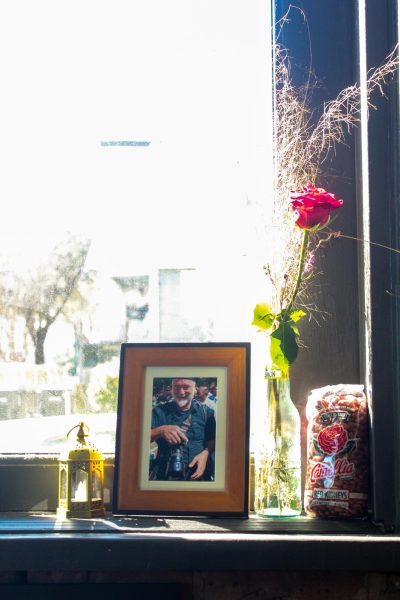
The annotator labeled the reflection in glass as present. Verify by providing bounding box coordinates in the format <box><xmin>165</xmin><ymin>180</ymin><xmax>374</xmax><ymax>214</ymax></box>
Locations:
<box><xmin>91</xmin><ymin>469</ymin><xmax>102</xmax><ymax>500</ymax></box>
<box><xmin>71</xmin><ymin>468</ymin><xmax>88</xmax><ymax>502</ymax></box>
<box><xmin>59</xmin><ymin>467</ymin><xmax>67</xmax><ymax>500</ymax></box>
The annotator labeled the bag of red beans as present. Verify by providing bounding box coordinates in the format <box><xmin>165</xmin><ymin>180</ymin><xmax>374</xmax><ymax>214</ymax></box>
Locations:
<box><xmin>304</xmin><ymin>384</ymin><xmax>369</xmax><ymax>519</ymax></box>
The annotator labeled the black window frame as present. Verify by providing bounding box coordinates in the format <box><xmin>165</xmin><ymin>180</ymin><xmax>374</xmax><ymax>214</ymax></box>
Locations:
<box><xmin>275</xmin><ymin>0</ymin><xmax>400</xmax><ymax>531</ymax></box>
<box><xmin>364</xmin><ymin>0</ymin><xmax>400</xmax><ymax>531</ymax></box>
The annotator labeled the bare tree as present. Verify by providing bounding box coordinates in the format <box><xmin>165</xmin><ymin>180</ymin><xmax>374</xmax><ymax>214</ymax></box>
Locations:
<box><xmin>0</xmin><ymin>235</ymin><xmax>92</xmax><ymax>365</ymax></box>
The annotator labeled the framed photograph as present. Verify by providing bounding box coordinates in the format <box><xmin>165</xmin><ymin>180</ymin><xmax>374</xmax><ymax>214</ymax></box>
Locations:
<box><xmin>113</xmin><ymin>343</ymin><xmax>250</xmax><ymax>517</ymax></box>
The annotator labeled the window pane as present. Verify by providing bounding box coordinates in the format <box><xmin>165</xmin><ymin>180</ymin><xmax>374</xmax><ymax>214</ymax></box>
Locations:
<box><xmin>0</xmin><ymin>0</ymin><xmax>272</xmax><ymax>452</ymax></box>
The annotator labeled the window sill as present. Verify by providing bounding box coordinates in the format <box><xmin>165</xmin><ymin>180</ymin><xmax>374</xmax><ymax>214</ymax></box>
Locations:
<box><xmin>0</xmin><ymin>513</ymin><xmax>399</xmax><ymax>572</ymax></box>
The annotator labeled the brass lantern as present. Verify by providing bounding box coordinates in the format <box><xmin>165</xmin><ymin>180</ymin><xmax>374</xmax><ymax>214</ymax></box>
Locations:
<box><xmin>57</xmin><ymin>422</ymin><xmax>105</xmax><ymax>518</ymax></box>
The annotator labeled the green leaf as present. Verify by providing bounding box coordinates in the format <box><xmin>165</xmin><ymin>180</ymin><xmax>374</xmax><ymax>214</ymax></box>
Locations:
<box><xmin>290</xmin><ymin>323</ymin><xmax>300</xmax><ymax>336</ymax></box>
<box><xmin>269</xmin><ymin>333</ymin><xmax>289</xmax><ymax>374</ymax></box>
<box><xmin>251</xmin><ymin>303</ymin><xmax>275</xmax><ymax>331</ymax></box>
<box><xmin>270</xmin><ymin>322</ymin><xmax>299</xmax><ymax>375</ymax></box>
<box><xmin>289</xmin><ymin>309</ymin><xmax>306</xmax><ymax>323</ymax></box>
<box><xmin>273</xmin><ymin>322</ymin><xmax>299</xmax><ymax>362</ymax></box>
<box><xmin>313</xmin><ymin>438</ymin><xmax>323</xmax><ymax>454</ymax></box>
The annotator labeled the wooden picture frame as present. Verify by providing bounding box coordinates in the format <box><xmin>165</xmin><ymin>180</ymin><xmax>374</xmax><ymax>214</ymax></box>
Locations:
<box><xmin>113</xmin><ymin>343</ymin><xmax>250</xmax><ymax>517</ymax></box>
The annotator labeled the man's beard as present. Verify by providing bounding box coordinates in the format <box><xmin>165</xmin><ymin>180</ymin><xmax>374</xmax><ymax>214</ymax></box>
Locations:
<box><xmin>175</xmin><ymin>396</ymin><xmax>193</xmax><ymax>410</ymax></box>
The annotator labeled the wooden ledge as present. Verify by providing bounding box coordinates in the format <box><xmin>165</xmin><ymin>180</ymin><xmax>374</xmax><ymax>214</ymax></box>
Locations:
<box><xmin>0</xmin><ymin>513</ymin><xmax>399</xmax><ymax>572</ymax></box>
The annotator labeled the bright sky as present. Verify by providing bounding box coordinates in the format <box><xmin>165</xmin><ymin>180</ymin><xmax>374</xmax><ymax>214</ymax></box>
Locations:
<box><xmin>0</xmin><ymin>0</ymin><xmax>272</xmax><ymax>275</ymax></box>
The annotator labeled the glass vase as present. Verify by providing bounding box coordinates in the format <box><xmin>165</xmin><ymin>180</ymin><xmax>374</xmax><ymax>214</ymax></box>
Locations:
<box><xmin>254</xmin><ymin>370</ymin><xmax>302</xmax><ymax>517</ymax></box>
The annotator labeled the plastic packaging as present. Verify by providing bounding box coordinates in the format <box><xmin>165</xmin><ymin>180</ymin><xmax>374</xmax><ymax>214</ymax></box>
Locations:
<box><xmin>304</xmin><ymin>384</ymin><xmax>368</xmax><ymax>518</ymax></box>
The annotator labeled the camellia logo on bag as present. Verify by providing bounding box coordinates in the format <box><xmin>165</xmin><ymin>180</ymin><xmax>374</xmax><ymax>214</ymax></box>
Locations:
<box><xmin>314</xmin><ymin>424</ymin><xmax>357</xmax><ymax>456</ymax></box>
<box><xmin>310</xmin><ymin>457</ymin><xmax>355</xmax><ymax>484</ymax></box>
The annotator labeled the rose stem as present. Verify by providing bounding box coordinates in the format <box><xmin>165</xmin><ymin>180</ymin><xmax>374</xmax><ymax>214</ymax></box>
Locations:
<box><xmin>283</xmin><ymin>229</ymin><xmax>309</xmax><ymax>320</ymax></box>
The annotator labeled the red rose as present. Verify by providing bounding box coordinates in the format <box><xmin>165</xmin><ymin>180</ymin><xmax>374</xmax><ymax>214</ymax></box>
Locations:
<box><xmin>290</xmin><ymin>186</ymin><xmax>343</xmax><ymax>230</ymax></box>
<box><xmin>317</xmin><ymin>424</ymin><xmax>348</xmax><ymax>455</ymax></box>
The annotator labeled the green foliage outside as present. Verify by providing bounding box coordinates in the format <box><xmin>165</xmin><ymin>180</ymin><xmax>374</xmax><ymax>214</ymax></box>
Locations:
<box><xmin>95</xmin><ymin>376</ymin><xmax>119</xmax><ymax>413</ymax></box>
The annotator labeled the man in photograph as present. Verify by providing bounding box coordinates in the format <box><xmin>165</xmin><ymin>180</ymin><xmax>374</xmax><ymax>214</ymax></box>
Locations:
<box><xmin>149</xmin><ymin>377</ymin><xmax>216</xmax><ymax>481</ymax></box>
<box><xmin>195</xmin><ymin>382</ymin><xmax>216</xmax><ymax>412</ymax></box>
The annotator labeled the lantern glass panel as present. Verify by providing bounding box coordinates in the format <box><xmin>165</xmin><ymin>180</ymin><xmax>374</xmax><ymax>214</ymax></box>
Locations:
<box><xmin>60</xmin><ymin>468</ymin><xmax>67</xmax><ymax>500</ymax></box>
<box><xmin>71</xmin><ymin>468</ymin><xmax>88</xmax><ymax>502</ymax></box>
<box><xmin>91</xmin><ymin>469</ymin><xmax>102</xmax><ymax>501</ymax></box>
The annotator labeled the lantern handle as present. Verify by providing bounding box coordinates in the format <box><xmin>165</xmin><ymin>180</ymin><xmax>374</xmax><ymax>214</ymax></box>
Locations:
<box><xmin>66</xmin><ymin>421</ymin><xmax>90</xmax><ymax>442</ymax></box>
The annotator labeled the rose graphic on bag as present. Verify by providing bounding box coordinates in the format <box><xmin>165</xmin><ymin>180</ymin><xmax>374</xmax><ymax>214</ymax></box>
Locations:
<box><xmin>314</xmin><ymin>424</ymin><xmax>354</xmax><ymax>456</ymax></box>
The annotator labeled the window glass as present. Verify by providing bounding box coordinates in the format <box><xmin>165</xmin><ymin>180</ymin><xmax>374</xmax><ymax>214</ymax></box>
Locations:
<box><xmin>0</xmin><ymin>0</ymin><xmax>272</xmax><ymax>452</ymax></box>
